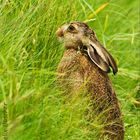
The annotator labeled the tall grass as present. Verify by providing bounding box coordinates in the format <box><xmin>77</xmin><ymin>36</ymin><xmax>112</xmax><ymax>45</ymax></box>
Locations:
<box><xmin>0</xmin><ymin>0</ymin><xmax>139</xmax><ymax>139</ymax></box>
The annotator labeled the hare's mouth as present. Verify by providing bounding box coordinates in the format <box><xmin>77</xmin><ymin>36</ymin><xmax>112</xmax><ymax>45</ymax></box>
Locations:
<box><xmin>57</xmin><ymin>36</ymin><xmax>64</xmax><ymax>43</ymax></box>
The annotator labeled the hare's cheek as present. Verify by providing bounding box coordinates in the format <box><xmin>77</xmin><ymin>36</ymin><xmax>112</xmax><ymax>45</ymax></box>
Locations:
<box><xmin>64</xmin><ymin>34</ymin><xmax>74</xmax><ymax>42</ymax></box>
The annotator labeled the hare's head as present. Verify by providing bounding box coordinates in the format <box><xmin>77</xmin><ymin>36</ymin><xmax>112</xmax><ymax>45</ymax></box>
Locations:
<box><xmin>56</xmin><ymin>21</ymin><xmax>118</xmax><ymax>75</ymax></box>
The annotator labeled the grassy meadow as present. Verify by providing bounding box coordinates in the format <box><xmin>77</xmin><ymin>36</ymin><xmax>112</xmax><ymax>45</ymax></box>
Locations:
<box><xmin>0</xmin><ymin>0</ymin><xmax>139</xmax><ymax>139</ymax></box>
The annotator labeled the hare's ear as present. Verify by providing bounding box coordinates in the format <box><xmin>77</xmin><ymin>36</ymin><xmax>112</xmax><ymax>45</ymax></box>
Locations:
<box><xmin>102</xmin><ymin>47</ymin><xmax>118</xmax><ymax>75</ymax></box>
<box><xmin>87</xmin><ymin>45</ymin><xmax>110</xmax><ymax>73</ymax></box>
<box><xmin>87</xmin><ymin>41</ymin><xmax>118</xmax><ymax>75</ymax></box>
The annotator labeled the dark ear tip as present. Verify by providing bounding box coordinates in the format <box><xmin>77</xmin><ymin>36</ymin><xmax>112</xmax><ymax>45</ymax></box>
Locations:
<box><xmin>113</xmin><ymin>69</ymin><xmax>118</xmax><ymax>75</ymax></box>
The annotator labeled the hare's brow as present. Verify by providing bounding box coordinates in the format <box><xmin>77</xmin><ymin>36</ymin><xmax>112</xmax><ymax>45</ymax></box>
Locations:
<box><xmin>71</xmin><ymin>21</ymin><xmax>89</xmax><ymax>28</ymax></box>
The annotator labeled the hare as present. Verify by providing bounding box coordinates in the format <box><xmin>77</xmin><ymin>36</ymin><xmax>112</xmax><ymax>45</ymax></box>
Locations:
<box><xmin>56</xmin><ymin>21</ymin><xmax>124</xmax><ymax>140</ymax></box>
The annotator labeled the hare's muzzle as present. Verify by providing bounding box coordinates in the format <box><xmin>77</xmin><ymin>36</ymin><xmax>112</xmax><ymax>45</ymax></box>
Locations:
<box><xmin>56</xmin><ymin>28</ymin><xmax>64</xmax><ymax>37</ymax></box>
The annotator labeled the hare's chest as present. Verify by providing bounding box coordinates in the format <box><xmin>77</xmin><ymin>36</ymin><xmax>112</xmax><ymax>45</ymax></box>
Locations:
<box><xmin>57</xmin><ymin>50</ymin><xmax>84</xmax><ymax>73</ymax></box>
<box><xmin>57</xmin><ymin>50</ymin><xmax>85</xmax><ymax>92</ymax></box>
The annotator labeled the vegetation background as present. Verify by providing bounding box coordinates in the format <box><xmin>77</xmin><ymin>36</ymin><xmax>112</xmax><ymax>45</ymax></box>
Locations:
<box><xmin>0</xmin><ymin>0</ymin><xmax>139</xmax><ymax>139</ymax></box>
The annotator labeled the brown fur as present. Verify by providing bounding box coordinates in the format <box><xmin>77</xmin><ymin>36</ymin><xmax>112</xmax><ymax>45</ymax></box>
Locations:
<box><xmin>57</xmin><ymin>49</ymin><xmax>124</xmax><ymax>140</ymax></box>
<box><xmin>56</xmin><ymin>22</ymin><xmax>124</xmax><ymax>140</ymax></box>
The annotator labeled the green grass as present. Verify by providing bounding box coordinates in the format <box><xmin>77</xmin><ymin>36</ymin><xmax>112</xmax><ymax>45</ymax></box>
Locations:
<box><xmin>0</xmin><ymin>0</ymin><xmax>139</xmax><ymax>139</ymax></box>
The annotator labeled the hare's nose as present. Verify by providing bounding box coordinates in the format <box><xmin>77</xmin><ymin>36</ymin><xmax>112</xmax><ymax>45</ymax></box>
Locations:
<box><xmin>56</xmin><ymin>28</ymin><xmax>64</xmax><ymax>37</ymax></box>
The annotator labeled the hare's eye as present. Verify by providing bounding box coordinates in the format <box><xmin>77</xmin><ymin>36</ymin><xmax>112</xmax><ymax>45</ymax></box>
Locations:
<box><xmin>67</xmin><ymin>25</ymin><xmax>75</xmax><ymax>32</ymax></box>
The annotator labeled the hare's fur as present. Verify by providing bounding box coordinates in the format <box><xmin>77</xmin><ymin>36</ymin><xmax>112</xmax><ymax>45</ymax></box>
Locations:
<box><xmin>57</xmin><ymin>21</ymin><xmax>124</xmax><ymax>140</ymax></box>
<box><xmin>57</xmin><ymin>49</ymin><xmax>124</xmax><ymax>140</ymax></box>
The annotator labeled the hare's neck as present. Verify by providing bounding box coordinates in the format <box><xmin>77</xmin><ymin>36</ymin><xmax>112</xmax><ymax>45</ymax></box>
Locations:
<box><xmin>63</xmin><ymin>49</ymin><xmax>81</xmax><ymax>61</ymax></box>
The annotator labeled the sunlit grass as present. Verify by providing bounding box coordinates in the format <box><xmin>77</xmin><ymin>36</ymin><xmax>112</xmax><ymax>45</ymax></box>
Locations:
<box><xmin>0</xmin><ymin>0</ymin><xmax>139</xmax><ymax>139</ymax></box>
